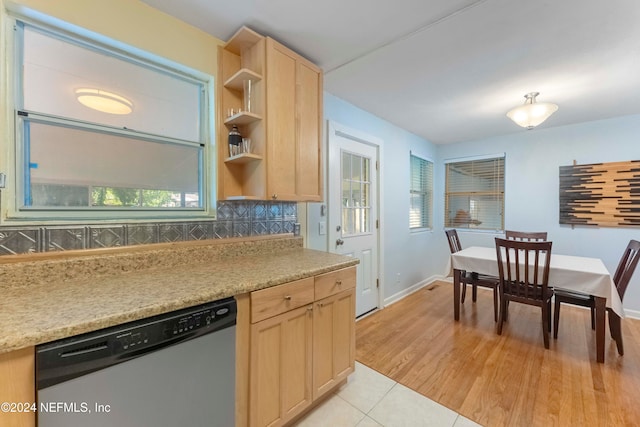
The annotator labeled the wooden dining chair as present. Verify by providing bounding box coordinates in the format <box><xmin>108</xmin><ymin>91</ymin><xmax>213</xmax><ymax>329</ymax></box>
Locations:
<box><xmin>554</xmin><ymin>239</ymin><xmax>640</xmax><ymax>355</ymax></box>
<box><xmin>505</xmin><ymin>230</ymin><xmax>548</xmax><ymax>241</ymax></box>
<box><xmin>495</xmin><ymin>238</ymin><xmax>553</xmax><ymax>348</ymax></box>
<box><xmin>445</xmin><ymin>229</ymin><xmax>500</xmax><ymax>321</ymax></box>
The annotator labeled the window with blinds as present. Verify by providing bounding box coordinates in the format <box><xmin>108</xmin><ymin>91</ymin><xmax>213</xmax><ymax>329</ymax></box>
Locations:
<box><xmin>409</xmin><ymin>154</ymin><xmax>433</xmax><ymax>229</ymax></box>
<box><xmin>444</xmin><ymin>155</ymin><xmax>505</xmax><ymax>230</ymax></box>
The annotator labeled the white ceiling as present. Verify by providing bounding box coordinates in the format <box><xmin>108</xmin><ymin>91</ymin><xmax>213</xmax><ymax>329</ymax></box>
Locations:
<box><xmin>141</xmin><ymin>0</ymin><xmax>640</xmax><ymax>144</ymax></box>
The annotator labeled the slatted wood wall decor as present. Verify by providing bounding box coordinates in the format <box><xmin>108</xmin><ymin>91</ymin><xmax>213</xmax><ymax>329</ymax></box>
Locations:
<box><xmin>559</xmin><ymin>160</ymin><xmax>640</xmax><ymax>227</ymax></box>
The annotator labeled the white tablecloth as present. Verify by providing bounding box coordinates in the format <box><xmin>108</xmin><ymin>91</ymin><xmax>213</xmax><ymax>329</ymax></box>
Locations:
<box><xmin>450</xmin><ymin>246</ymin><xmax>624</xmax><ymax>317</ymax></box>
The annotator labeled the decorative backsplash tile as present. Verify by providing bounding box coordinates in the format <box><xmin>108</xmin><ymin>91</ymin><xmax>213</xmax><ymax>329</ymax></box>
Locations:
<box><xmin>0</xmin><ymin>201</ymin><xmax>297</xmax><ymax>256</ymax></box>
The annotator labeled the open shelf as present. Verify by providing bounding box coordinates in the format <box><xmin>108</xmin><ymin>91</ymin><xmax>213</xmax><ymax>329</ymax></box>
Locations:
<box><xmin>224</xmin><ymin>153</ymin><xmax>263</xmax><ymax>164</ymax></box>
<box><xmin>224</xmin><ymin>112</ymin><xmax>262</xmax><ymax>126</ymax></box>
<box><xmin>224</xmin><ymin>68</ymin><xmax>262</xmax><ymax>91</ymax></box>
<box><xmin>224</xmin><ymin>26</ymin><xmax>264</xmax><ymax>55</ymax></box>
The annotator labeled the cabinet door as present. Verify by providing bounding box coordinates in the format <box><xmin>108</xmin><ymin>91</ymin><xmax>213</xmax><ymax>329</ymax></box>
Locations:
<box><xmin>296</xmin><ymin>59</ymin><xmax>322</xmax><ymax>201</ymax></box>
<box><xmin>266</xmin><ymin>39</ymin><xmax>297</xmax><ymax>201</ymax></box>
<box><xmin>0</xmin><ymin>347</ymin><xmax>36</xmax><ymax>427</ymax></box>
<box><xmin>250</xmin><ymin>304</ymin><xmax>313</xmax><ymax>427</ymax></box>
<box><xmin>312</xmin><ymin>289</ymin><xmax>356</xmax><ymax>400</ymax></box>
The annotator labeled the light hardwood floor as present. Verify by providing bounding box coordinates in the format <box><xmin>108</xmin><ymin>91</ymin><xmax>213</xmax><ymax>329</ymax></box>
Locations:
<box><xmin>356</xmin><ymin>281</ymin><xmax>640</xmax><ymax>427</ymax></box>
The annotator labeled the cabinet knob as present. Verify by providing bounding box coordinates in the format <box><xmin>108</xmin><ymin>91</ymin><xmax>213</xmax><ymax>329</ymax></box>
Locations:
<box><xmin>307</xmin><ymin>306</ymin><xmax>313</xmax><ymax>312</ymax></box>
<box><xmin>336</xmin><ymin>280</ymin><xmax>342</xmax><ymax>286</ymax></box>
<box><xmin>284</xmin><ymin>295</ymin><xmax>292</xmax><ymax>301</ymax></box>
<box><xmin>272</xmin><ymin>194</ymin><xmax>278</xmax><ymax>200</ymax></box>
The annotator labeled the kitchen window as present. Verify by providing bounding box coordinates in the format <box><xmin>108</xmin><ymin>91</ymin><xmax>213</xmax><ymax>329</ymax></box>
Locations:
<box><xmin>444</xmin><ymin>154</ymin><xmax>505</xmax><ymax>231</ymax></box>
<box><xmin>10</xmin><ymin>20</ymin><xmax>211</xmax><ymax>218</ymax></box>
<box><xmin>409</xmin><ymin>153</ymin><xmax>433</xmax><ymax>230</ymax></box>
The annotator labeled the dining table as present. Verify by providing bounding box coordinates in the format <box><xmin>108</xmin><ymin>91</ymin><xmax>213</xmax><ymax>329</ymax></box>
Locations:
<box><xmin>450</xmin><ymin>246</ymin><xmax>624</xmax><ymax>363</ymax></box>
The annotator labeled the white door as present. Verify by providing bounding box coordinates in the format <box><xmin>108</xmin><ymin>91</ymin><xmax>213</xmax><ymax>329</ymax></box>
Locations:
<box><xmin>328</xmin><ymin>122</ymin><xmax>380</xmax><ymax>317</ymax></box>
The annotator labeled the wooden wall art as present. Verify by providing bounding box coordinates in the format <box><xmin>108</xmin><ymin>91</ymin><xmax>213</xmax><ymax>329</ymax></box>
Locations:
<box><xmin>559</xmin><ymin>160</ymin><xmax>640</xmax><ymax>227</ymax></box>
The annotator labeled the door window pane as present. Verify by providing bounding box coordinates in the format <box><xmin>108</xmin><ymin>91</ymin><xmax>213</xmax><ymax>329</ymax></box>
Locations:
<box><xmin>341</xmin><ymin>150</ymin><xmax>371</xmax><ymax>236</ymax></box>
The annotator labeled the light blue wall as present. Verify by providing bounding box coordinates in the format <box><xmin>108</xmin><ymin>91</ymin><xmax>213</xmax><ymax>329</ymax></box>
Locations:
<box><xmin>317</xmin><ymin>91</ymin><xmax>640</xmax><ymax>314</ymax></box>
<box><xmin>436</xmin><ymin>114</ymin><xmax>640</xmax><ymax>315</ymax></box>
<box><xmin>311</xmin><ymin>92</ymin><xmax>440</xmax><ymax>301</ymax></box>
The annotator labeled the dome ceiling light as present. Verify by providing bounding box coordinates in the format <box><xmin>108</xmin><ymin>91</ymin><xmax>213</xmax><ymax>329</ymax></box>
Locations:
<box><xmin>75</xmin><ymin>88</ymin><xmax>133</xmax><ymax>115</ymax></box>
<box><xmin>506</xmin><ymin>92</ymin><xmax>558</xmax><ymax>129</ymax></box>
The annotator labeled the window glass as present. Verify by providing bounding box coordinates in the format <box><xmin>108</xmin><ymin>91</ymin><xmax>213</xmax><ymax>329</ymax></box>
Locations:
<box><xmin>341</xmin><ymin>151</ymin><xmax>371</xmax><ymax>236</ymax></box>
<box><xmin>23</xmin><ymin>117</ymin><xmax>201</xmax><ymax>208</ymax></box>
<box><xmin>23</xmin><ymin>27</ymin><xmax>201</xmax><ymax>141</ymax></box>
<box><xmin>16</xmin><ymin>22</ymin><xmax>207</xmax><ymax>213</ymax></box>
<box><xmin>444</xmin><ymin>156</ymin><xmax>505</xmax><ymax>230</ymax></box>
<box><xmin>409</xmin><ymin>154</ymin><xmax>433</xmax><ymax>229</ymax></box>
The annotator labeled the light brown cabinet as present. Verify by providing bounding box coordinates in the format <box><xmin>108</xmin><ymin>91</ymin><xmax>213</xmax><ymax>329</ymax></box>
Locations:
<box><xmin>312</xmin><ymin>288</ymin><xmax>355</xmax><ymax>400</ymax></box>
<box><xmin>0</xmin><ymin>347</ymin><xmax>36</xmax><ymax>427</ymax></box>
<box><xmin>218</xmin><ymin>27</ymin><xmax>322</xmax><ymax>201</ymax></box>
<box><xmin>237</xmin><ymin>267</ymin><xmax>356</xmax><ymax>427</ymax></box>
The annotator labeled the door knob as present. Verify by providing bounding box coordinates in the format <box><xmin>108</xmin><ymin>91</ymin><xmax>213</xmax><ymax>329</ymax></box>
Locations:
<box><xmin>336</xmin><ymin>238</ymin><xmax>344</xmax><ymax>246</ymax></box>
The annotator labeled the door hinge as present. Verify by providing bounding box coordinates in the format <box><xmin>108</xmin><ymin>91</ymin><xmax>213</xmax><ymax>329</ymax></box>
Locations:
<box><xmin>376</xmin><ymin>219</ymin><xmax>379</xmax><ymax>229</ymax></box>
<box><xmin>376</xmin><ymin>279</ymin><xmax>379</xmax><ymax>288</ymax></box>
<box><xmin>376</xmin><ymin>160</ymin><xmax>379</xmax><ymax>170</ymax></box>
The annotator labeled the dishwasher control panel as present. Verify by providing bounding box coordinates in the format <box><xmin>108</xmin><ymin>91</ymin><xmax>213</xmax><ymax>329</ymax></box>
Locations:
<box><xmin>115</xmin><ymin>302</ymin><xmax>234</xmax><ymax>351</ymax></box>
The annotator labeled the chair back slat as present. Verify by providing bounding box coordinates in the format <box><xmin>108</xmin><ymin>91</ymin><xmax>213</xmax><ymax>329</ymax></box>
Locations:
<box><xmin>495</xmin><ymin>238</ymin><xmax>552</xmax><ymax>302</ymax></box>
<box><xmin>445</xmin><ymin>229</ymin><xmax>463</xmax><ymax>254</ymax></box>
<box><xmin>505</xmin><ymin>230</ymin><xmax>548</xmax><ymax>242</ymax></box>
<box><xmin>612</xmin><ymin>239</ymin><xmax>640</xmax><ymax>301</ymax></box>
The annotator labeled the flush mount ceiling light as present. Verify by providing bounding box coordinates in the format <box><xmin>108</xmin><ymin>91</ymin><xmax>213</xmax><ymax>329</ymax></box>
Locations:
<box><xmin>506</xmin><ymin>92</ymin><xmax>558</xmax><ymax>129</ymax></box>
<box><xmin>75</xmin><ymin>88</ymin><xmax>133</xmax><ymax>115</ymax></box>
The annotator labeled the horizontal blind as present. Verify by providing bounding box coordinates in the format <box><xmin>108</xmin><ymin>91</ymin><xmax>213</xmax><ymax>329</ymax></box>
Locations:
<box><xmin>445</xmin><ymin>156</ymin><xmax>504</xmax><ymax>230</ymax></box>
<box><xmin>410</xmin><ymin>154</ymin><xmax>433</xmax><ymax>229</ymax></box>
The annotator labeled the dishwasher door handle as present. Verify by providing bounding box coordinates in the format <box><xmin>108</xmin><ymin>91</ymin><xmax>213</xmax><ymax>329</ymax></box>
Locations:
<box><xmin>61</xmin><ymin>343</ymin><xmax>109</xmax><ymax>358</ymax></box>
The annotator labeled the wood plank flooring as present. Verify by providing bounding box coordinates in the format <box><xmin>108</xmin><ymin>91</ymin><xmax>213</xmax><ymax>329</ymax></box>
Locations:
<box><xmin>355</xmin><ymin>281</ymin><xmax>640</xmax><ymax>426</ymax></box>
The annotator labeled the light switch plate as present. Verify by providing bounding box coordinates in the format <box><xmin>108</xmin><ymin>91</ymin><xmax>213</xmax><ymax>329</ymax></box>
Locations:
<box><xmin>318</xmin><ymin>221</ymin><xmax>326</xmax><ymax>235</ymax></box>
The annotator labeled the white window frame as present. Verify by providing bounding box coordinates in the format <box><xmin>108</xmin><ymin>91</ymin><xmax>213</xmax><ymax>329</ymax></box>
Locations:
<box><xmin>409</xmin><ymin>152</ymin><xmax>433</xmax><ymax>231</ymax></box>
<box><xmin>0</xmin><ymin>9</ymin><xmax>216</xmax><ymax>223</ymax></box>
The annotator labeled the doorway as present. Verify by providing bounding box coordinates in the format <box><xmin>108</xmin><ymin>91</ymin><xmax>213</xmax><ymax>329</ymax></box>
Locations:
<box><xmin>327</xmin><ymin>121</ymin><xmax>381</xmax><ymax>317</ymax></box>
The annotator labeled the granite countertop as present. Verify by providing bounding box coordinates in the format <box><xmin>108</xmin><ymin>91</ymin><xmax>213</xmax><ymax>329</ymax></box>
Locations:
<box><xmin>0</xmin><ymin>235</ymin><xmax>358</xmax><ymax>354</ymax></box>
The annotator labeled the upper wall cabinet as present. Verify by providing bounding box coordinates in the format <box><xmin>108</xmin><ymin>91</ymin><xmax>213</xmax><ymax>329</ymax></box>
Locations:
<box><xmin>217</xmin><ymin>27</ymin><xmax>323</xmax><ymax>202</ymax></box>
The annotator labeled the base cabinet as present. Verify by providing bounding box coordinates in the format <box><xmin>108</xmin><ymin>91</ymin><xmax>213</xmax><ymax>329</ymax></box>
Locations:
<box><xmin>250</xmin><ymin>304</ymin><xmax>313</xmax><ymax>427</ymax></box>
<box><xmin>240</xmin><ymin>266</ymin><xmax>356</xmax><ymax>427</ymax></box>
<box><xmin>312</xmin><ymin>289</ymin><xmax>356</xmax><ymax>400</ymax></box>
<box><xmin>0</xmin><ymin>347</ymin><xmax>36</xmax><ymax>427</ymax></box>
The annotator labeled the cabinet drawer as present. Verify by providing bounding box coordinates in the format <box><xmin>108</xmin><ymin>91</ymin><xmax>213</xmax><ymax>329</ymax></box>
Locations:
<box><xmin>251</xmin><ymin>277</ymin><xmax>314</xmax><ymax>323</ymax></box>
<box><xmin>314</xmin><ymin>267</ymin><xmax>356</xmax><ymax>300</ymax></box>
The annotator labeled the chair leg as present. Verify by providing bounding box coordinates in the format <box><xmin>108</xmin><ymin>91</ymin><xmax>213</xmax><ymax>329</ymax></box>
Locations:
<box><xmin>609</xmin><ymin>312</ymin><xmax>624</xmax><ymax>356</ymax></box>
<box><xmin>461</xmin><ymin>282</ymin><xmax>467</xmax><ymax>303</ymax></box>
<box><xmin>590</xmin><ymin>306</ymin><xmax>595</xmax><ymax>330</ymax></box>
<box><xmin>547</xmin><ymin>300</ymin><xmax>552</xmax><ymax>333</ymax></box>
<box><xmin>472</xmin><ymin>284</ymin><xmax>478</xmax><ymax>302</ymax></box>
<box><xmin>497</xmin><ymin>295</ymin><xmax>507</xmax><ymax>335</ymax></box>
<box><xmin>493</xmin><ymin>288</ymin><xmax>498</xmax><ymax>322</ymax></box>
<box><xmin>542</xmin><ymin>303</ymin><xmax>550</xmax><ymax>349</ymax></box>
<box><xmin>553</xmin><ymin>299</ymin><xmax>560</xmax><ymax>339</ymax></box>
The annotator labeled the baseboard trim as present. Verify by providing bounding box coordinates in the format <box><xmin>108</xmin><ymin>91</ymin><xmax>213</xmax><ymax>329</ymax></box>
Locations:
<box><xmin>624</xmin><ymin>308</ymin><xmax>640</xmax><ymax>320</ymax></box>
<box><xmin>384</xmin><ymin>275</ymin><xmax>444</xmax><ymax>307</ymax></box>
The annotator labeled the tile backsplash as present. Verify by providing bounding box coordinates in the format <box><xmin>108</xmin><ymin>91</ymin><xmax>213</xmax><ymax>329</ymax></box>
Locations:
<box><xmin>0</xmin><ymin>201</ymin><xmax>297</xmax><ymax>256</ymax></box>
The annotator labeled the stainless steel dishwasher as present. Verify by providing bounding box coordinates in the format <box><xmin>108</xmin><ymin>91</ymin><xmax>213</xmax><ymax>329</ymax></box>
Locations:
<box><xmin>36</xmin><ymin>297</ymin><xmax>236</xmax><ymax>427</ymax></box>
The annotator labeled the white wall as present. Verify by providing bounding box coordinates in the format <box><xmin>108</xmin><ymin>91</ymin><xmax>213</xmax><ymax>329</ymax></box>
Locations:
<box><xmin>436</xmin><ymin>114</ymin><xmax>640</xmax><ymax>315</ymax></box>
<box><xmin>308</xmin><ymin>93</ymin><xmax>440</xmax><ymax>303</ymax></box>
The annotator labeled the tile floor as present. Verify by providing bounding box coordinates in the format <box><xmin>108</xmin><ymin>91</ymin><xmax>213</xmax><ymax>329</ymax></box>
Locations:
<box><xmin>294</xmin><ymin>362</ymin><xmax>482</xmax><ymax>427</ymax></box>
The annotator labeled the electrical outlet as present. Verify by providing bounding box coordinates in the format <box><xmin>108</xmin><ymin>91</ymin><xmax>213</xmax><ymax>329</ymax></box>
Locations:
<box><xmin>318</xmin><ymin>221</ymin><xmax>326</xmax><ymax>235</ymax></box>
